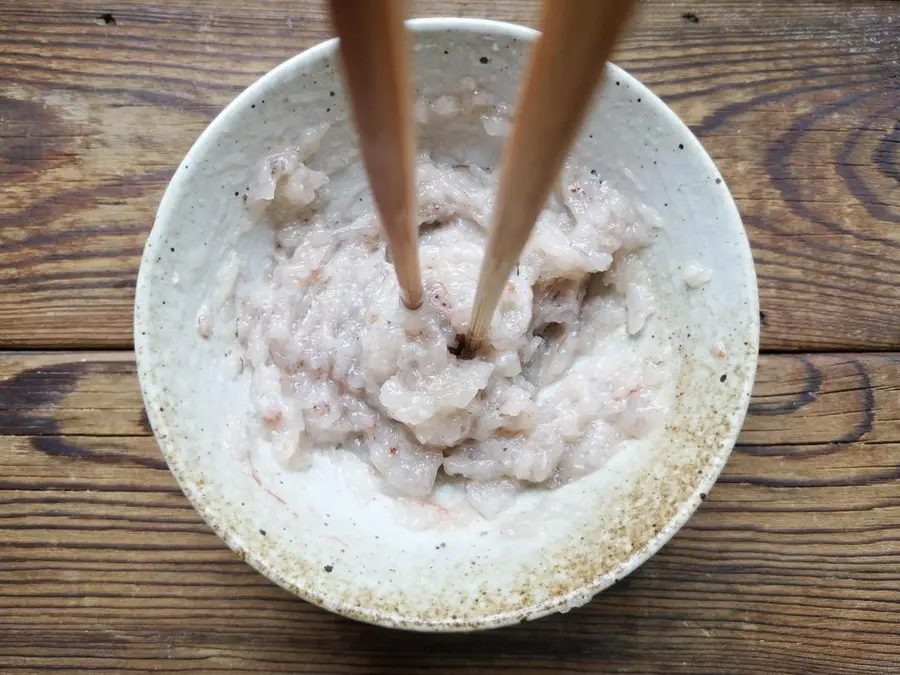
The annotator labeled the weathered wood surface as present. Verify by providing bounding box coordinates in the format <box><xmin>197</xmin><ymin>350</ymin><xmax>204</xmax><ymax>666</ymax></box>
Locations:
<box><xmin>1</xmin><ymin>352</ymin><xmax>899</xmax><ymax>673</ymax></box>
<box><xmin>2</xmin><ymin>0</ymin><xmax>899</xmax><ymax>672</ymax></box>
<box><xmin>0</xmin><ymin>0</ymin><xmax>898</xmax><ymax>349</ymax></box>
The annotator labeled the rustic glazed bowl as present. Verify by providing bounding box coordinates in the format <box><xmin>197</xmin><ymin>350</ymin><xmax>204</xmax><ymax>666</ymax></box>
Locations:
<box><xmin>135</xmin><ymin>18</ymin><xmax>758</xmax><ymax>631</ymax></box>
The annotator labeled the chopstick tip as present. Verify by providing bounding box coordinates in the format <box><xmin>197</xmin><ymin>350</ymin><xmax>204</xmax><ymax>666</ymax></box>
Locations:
<box><xmin>400</xmin><ymin>288</ymin><xmax>424</xmax><ymax>311</ymax></box>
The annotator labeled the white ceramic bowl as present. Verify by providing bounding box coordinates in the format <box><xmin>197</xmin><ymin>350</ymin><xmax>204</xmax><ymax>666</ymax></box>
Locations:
<box><xmin>135</xmin><ymin>18</ymin><xmax>758</xmax><ymax>631</ymax></box>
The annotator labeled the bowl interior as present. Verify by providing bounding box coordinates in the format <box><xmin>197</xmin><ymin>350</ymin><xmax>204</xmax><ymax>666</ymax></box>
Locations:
<box><xmin>135</xmin><ymin>18</ymin><xmax>758</xmax><ymax>631</ymax></box>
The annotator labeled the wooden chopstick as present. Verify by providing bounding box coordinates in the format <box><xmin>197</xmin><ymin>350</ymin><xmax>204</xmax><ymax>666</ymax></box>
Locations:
<box><xmin>465</xmin><ymin>0</ymin><xmax>636</xmax><ymax>352</ymax></box>
<box><xmin>329</xmin><ymin>0</ymin><xmax>424</xmax><ymax>310</ymax></box>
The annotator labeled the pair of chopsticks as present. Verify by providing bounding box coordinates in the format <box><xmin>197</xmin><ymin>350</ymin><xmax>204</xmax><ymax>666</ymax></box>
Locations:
<box><xmin>330</xmin><ymin>0</ymin><xmax>635</xmax><ymax>352</ymax></box>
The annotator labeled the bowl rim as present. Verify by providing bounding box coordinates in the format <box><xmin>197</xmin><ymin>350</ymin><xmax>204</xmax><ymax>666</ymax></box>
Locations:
<box><xmin>135</xmin><ymin>16</ymin><xmax>759</xmax><ymax>632</ymax></box>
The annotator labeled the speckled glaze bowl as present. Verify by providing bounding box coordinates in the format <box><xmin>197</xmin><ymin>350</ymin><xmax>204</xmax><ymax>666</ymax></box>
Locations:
<box><xmin>135</xmin><ymin>18</ymin><xmax>758</xmax><ymax>631</ymax></box>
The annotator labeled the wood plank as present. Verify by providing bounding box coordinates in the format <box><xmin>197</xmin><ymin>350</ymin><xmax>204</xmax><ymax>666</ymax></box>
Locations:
<box><xmin>0</xmin><ymin>352</ymin><xmax>146</xmax><ymax>436</ymax></box>
<box><xmin>1</xmin><ymin>351</ymin><xmax>899</xmax><ymax>672</ymax></box>
<box><xmin>0</xmin><ymin>0</ymin><xmax>897</xmax><ymax>350</ymax></box>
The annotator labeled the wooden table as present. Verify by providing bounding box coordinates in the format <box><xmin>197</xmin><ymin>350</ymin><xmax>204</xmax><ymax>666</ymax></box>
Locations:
<box><xmin>1</xmin><ymin>0</ymin><xmax>898</xmax><ymax>672</ymax></box>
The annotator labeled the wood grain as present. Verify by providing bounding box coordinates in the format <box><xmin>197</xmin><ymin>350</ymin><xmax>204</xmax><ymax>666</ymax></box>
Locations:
<box><xmin>0</xmin><ymin>0</ymin><xmax>897</xmax><ymax>350</ymax></box>
<box><xmin>2</xmin><ymin>1</ymin><xmax>899</xmax><ymax>671</ymax></box>
<box><xmin>1</xmin><ymin>351</ymin><xmax>899</xmax><ymax>673</ymax></box>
